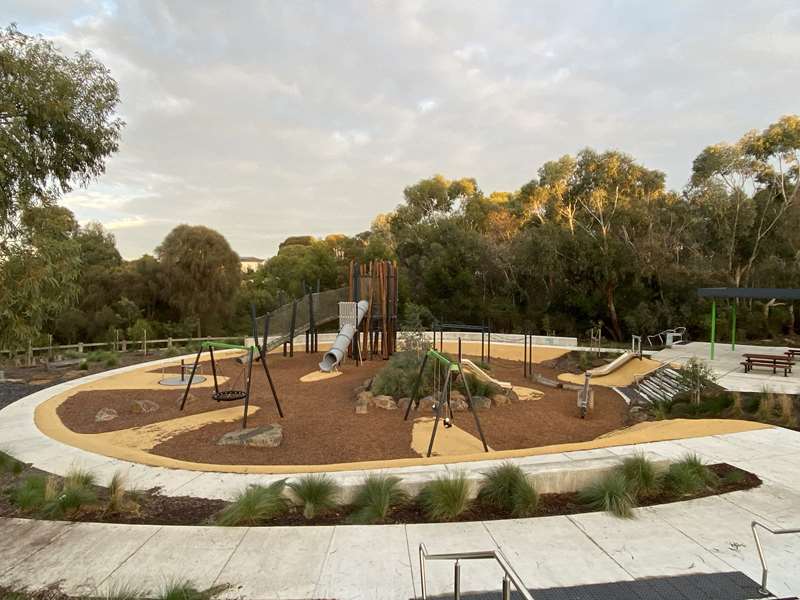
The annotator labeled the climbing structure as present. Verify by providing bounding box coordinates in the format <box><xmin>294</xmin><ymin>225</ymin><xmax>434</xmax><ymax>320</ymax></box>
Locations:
<box><xmin>348</xmin><ymin>259</ymin><xmax>399</xmax><ymax>363</ymax></box>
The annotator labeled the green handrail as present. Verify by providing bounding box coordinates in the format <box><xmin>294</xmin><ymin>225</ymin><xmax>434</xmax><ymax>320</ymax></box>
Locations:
<box><xmin>427</xmin><ymin>349</ymin><xmax>460</xmax><ymax>371</ymax></box>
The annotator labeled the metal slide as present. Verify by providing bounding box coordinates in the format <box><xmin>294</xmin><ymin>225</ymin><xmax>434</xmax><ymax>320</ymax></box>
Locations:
<box><xmin>318</xmin><ymin>300</ymin><xmax>369</xmax><ymax>372</ymax></box>
<box><xmin>460</xmin><ymin>358</ymin><xmax>513</xmax><ymax>390</ymax></box>
<box><xmin>587</xmin><ymin>351</ymin><xmax>636</xmax><ymax>377</ymax></box>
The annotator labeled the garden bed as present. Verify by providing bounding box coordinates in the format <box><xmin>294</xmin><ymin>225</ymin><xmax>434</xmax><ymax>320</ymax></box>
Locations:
<box><xmin>0</xmin><ymin>452</ymin><xmax>760</xmax><ymax>527</ymax></box>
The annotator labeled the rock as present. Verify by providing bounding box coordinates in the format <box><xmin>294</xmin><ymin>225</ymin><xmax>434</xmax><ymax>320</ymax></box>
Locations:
<box><xmin>95</xmin><ymin>407</ymin><xmax>118</xmax><ymax>422</ymax></box>
<box><xmin>396</xmin><ymin>397</ymin><xmax>411</xmax><ymax>412</ymax></box>
<box><xmin>506</xmin><ymin>389</ymin><xmax>520</xmax><ymax>402</ymax></box>
<box><xmin>372</xmin><ymin>395</ymin><xmax>398</xmax><ymax>410</ymax></box>
<box><xmin>450</xmin><ymin>390</ymin><xmax>465</xmax><ymax>403</ymax></box>
<box><xmin>472</xmin><ymin>396</ymin><xmax>491</xmax><ymax>410</ymax></box>
<box><xmin>514</xmin><ymin>387</ymin><xmax>543</xmax><ymax>402</ymax></box>
<box><xmin>492</xmin><ymin>393</ymin><xmax>511</xmax><ymax>407</ymax></box>
<box><xmin>356</xmin><ymin>390</ymin><xmax>374</xmax><ymax>405</ymax></box>
<box><xmin>363</xmin><ymin>378</ymin><xmax>374</xmax><ymax>391</ymax></box>
<box><xmin>132</xmin><ymin>399</ymin><xmax>159</xmax><ymax>414</ymax></box>
<box><xmin>450</xmin><ymin>395</ymin><xmax>469</xmax><ymax>411</ymax></box>
<box><xmin>418</xmin><ymin>395</ymin><xmax>436</xmax><ymax>412</ymax></box>
<box><xmin>218</xmin><ymin>424</ymin><xmax>283</xmax><ymax>448</ymax></box>
<box><xmin>353</xmin><ymin>385</ymin><xmax>367</xmax><ymax>395</ymax></box>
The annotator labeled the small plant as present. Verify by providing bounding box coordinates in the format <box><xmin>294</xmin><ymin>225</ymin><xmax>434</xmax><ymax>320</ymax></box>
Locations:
<box><xmin>618</xmin><ymin>455</ymin><xmax>662</xmax><ymax>500</ymax></box>
<box><xmin>65</xmin><ymin>466</ymin><xmax>97</xmax><ymax>489</ymax></box>
<box><xmin>676</xmin><ymin>358</ymin><xmax>716</xmax><ymax>405</ymax></box>
<box><xmin>157</xmin><ymin>581</ymin><xmax>211</xmax><ymax>600</ymax></box>
<box><xmin>650</xmin><ymin>399</ymin><xmax>672</xmax><ymax>420</ymax></box>
<box><xmin>477</xmin><ymin>463</ymin><xmax>539</xmax><ymax>517</ymax></box>
<box><xmin>418</xmin><ymin>473</ymin><xmax>472</xmax><ymax>521</ymax></box>
<box><xmin>216</xmin><ymin>480</ymin><xmax>288</xmax><ymax>526</ymax></box>
<box><xmin>719</xmin><ymin>469</ymin><xmax>746</xmax><ymax>486</ymax></box>
<box><xmin>79</xmin><ymin>360</ymin><xmax>89</xmax><ymax>370</ymax></box>
<box><xmin>664</xmin><ymin>454</ymin><xmax>718</xmax><ymax>496</ymax></box>
<box><xmin>579</xmin><ymin>471</ymin><xmax>636</xmax><ymax>518</ymax></box>
<box><xmin>97</xmin><ymin>582</ymin><xmax>143</xmax><ymax>600</ymax></box>
<box><xmin>0</xmin><ymin>451</ymin><xmax>24</xmax><ymax>476</ymax></box>
<box><xmin>105</xmin><ymin>354</ymin><xmax>120</xmax><ymax>367</ymax></box>
<box><xmin>348</xmin><ymin>474</ymin><xmax>407</xmax><ymax>524</ymax></box>
<box><xmin>11</xmin><ymin>475</ymin><xmax>48</xmax><ymax>511</ymax></box>
<box><xmin>288</xmin><ymin>474</ymin><xmax>340</xmax><ymax>520</ymax></box>
<box><xmin>106</xmin><ymin>470</ymin><xmax>129</xmax><ymax>513</ymax></box>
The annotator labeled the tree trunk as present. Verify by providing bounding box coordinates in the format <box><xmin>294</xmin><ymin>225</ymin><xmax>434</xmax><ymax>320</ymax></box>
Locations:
<box><xmin>606</xmin><ymin>284</ymin><xmax>623</xmax><ymax>341</ymax></box>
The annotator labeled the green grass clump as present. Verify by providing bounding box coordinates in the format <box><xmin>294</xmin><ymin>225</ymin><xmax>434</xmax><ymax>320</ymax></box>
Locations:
<box><xmin>0</xmin><ymin>451</ymin><xmax>24</xmax><ymax>476</ymax></box>
<box><xmin>477</xmin><ymin>463</ymin><xmax>539</xmax><ymax>518</ymax></box>
<box><xmin>418</xmin><ymin>473</ymin><xmax>472</xmax><ymax>521</ymax></box>
<box><xmin>106</xmin><ymin>470</ymin><xmax>128</xmax><ymax>513</ymax></box>
<box><xmin>156</xmin><ymin>581</ymin><xmax>213</xmax><ymax>600</ymax></box>
<box><xmin>11</xmin><ymin>475</ymin><xmax>49</xmax><ymax>511</ymax></box>
<box><xmin>664</xmin><ymin>454</ymin><xmax>718</xmax><ymax>496</ymax></box>
<box><xmin>288</xmin><ymin>475</ymin><xmax>340</xmax><ymax>520</ymax></box>
<box><xmin>216</xmin><ymin>480</ymin><xmax>288</xmax><ymax>526</ymax></box>
<box><xmin>618</xmin><ymin>455</ymin><xmax>662</xmax><ymax>500</ymax></box>
<box><xmin>64</xmin><ymin>466</ymin><xmax>97</xmax><ymax>489</ymax></box>
<box><xmin>349</xmin><ymin>474</ymin><xmax>407</xmax><ymax>524</ymax></box>
<box><xmin>579</xmin><ymin>471</ymin><xmax>636</xmax><ymax>518</ymax></box>
<box><xmin>79</xmin><ymin>360</ymin><xmax>89</xmax><ymax>370</ymax></box>
<box><xmin>96</xmin><ymin>582</ymin><xmax>143</xmax><ymax>600</ymax></box>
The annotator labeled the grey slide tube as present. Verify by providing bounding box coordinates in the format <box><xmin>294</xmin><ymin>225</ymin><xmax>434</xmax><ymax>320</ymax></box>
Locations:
<box><xmin>319</xmin><ymin>300</ymin><xmax>369</xmax><ymax>372</ymax></box>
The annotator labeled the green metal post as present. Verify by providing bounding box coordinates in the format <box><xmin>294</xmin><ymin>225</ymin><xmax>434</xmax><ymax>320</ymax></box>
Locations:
<box><xmin>710</xmin><ymin>300</ymin><xmax>716</xmax><ymax>360</ymax></box>
<box><xmin>731</xmin><ymin>303</ymin><xmax>736</xmax><ymax>351</ymax></box>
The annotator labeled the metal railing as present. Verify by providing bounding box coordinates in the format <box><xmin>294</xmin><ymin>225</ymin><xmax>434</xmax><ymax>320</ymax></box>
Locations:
<box><xmin>751</xmin><ymin>520</ymin><xmax>800</xmax><ymax>596</ymax></box>
<box><xmin>418</xmin><ymin>543</ymin><xmax>534</xmax><ymax>600</ymax></box>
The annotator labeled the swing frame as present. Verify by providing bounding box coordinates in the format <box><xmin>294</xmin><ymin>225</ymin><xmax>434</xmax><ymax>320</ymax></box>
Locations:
<box><xmin>178</xmin><ymin>303</ymin><xmax>285</xmax><ymax>428</ymax></box>
<box><xmin>402</xmin><ymin>349</ymin><xmax>489</xmax><ymax>457</ymax></box>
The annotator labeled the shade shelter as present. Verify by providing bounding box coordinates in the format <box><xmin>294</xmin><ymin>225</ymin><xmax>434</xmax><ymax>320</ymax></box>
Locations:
<box><xmin>697</xmin><ymin>288</ymin><xmax>800</xmax><ymax>359</ymax></box>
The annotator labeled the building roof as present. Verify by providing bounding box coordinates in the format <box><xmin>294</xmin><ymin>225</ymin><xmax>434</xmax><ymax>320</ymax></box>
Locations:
<box><xmin>239</xmin><ymin>256</ymin><xmax>264</xmax><ymax>262</ymax></box>
<box><xmin>697</xmin><ymin>287</ymin><xmax>800</xmax><ymax>300</ymax></box>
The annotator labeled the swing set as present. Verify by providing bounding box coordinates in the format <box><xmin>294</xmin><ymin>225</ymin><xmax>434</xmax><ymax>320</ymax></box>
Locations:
<box><xmin>402</xmin><ymin>349</ymin><xmax>489</xmax><ymax>457</ymax></box>
<box><xmin>179</xmin><ymin>304</ymin><xmax>283</xmax><ymax>428</ymax></box>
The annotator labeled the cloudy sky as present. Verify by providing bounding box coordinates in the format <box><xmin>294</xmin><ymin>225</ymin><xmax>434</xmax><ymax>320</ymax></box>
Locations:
<box><xmin>7</xmin><ymin>1</ymin><xmax>800</xmax><ymax>259</ymax></box>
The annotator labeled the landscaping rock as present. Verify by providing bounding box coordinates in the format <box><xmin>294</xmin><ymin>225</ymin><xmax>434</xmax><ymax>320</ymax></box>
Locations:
<box><xmin>472</xmin><ymin>396</ymin><xmax>491</xmax><ymax>410</ymax></box>
<box><xmin>363</xmin><ymin>378</ymin><xmax>374</xmax><ymax>391</ymax></box>
<box><xmin>492</xmin><ymin>393</ymin><xmax>511</xmax><ymax>407</ymax></box>
<box><xmin>356</xmin><ymin>390</ymin><xmax>374</xmax><ymax>405</ymax></box>
<box><xmin>514</xmin><ymin>387</ymin><xmax>543</xmax><ymax>402</ymax></box>
<box><xmin>372</xmin><ymin>395</ymin><xmax>398</xmax><ymax>410</ymax></box>
<box><xmin>95</xmin><ymin>407</ymin><xmax>118</xmax><ymax>422</ymax></box>
<box><xmin>396</xmin><ymin>397</ymin><xmax>411</xmax><ymax>412</ymax></box>
<box><xmin>218</xmin><ymin>424</ymin><xmax>283</xmax><ymax>448</ymax></box>
<box><xmin>132</xmin><ymin>399</ymin><xmax>159</xmax><ymax>414</ymax></box>
<box><xmin>418</xmin><ymin>395</ymin><xmax>436</xmax><ymax>412</ymax></box>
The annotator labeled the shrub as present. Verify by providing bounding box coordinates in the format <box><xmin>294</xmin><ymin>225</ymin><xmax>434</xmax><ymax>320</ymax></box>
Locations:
<box><xmin>288</xmin><ymin>475</ymin><xmax>340</xmax><ymax>520</ymax></box>
<box><xmin>79</xmin><ymin>360</ymin><xmax>89</xmax><ymax>370</ymax></box>
<box><xmin>216</xmin><ymin>481</ymin><xmax>288</xmax><ymax>526</ymax></box>
<box><xmin>0</xmin><ymin>451</ymin><xmax>24</xmax><ymax>476</ymax></box>
<box><xmin>418</xmin><ymin>473</ymin><xmax>472</xmax><ymax>521</ymax></box>
<box><xmin>11</xmin><ymin>475</ymin><xmax>48</xmax><ymax>511</ymax></box>
<box><xmin>105</xmin><ymin>354</ymin><xmax>120</xmax><ymax>367</ymax></box>
<box><xmin>477</xmin><ymin>463</ymin><xmax>539</xmax><ymax>518</ymax></box>
<box><xmin>676</xmin><ymin>358</ymin><xmax>716</xmax><ymax>405</ymax></box>
<box><xmin>349</xmin><ymin>474</ymin><xmax>407</xmax><ymax>524</ymax></box>
<box><xmin>157</xmin><ymin>581</ymin><xmax>212</xmax><ymax>600</ymax></box>
<box><xmin>106</xmin><ymin>470</ymin><xmax>128</xmax><ymax>513</ymax></box>
<box><xmin>579</xmin><ymin>471</ymin><xmax>636</xmax><ymax>518</ymax></box>
<box><xmin>98</xmin><ymin>582</ymin><xmax>143</xmax><ymax>600</ymax></box>
<box><xmin>371</xmin><ymin>351</ymin><xmax>427</xmax><ymax>398</ymax></box>
<box><xmin>650</xmin><ymin>399</ymin><xmax>672</xmax><ymax>420</ymax></box>
<box><xmin>618</xmin><ymin>455</ymin><xmax>661</xmax><ymax>500</ymax></box>
<box><xmin>43</xmin><ymin>480</ymin><xmax>97</xmax><ymax>519</ymax></box>
<box><xmin>664</xmin><ymin>454</ymin><xmax>718</xmax><ymax>496</ymax></box>
<box><xmin>65</xmin><ymin>467</ymin><xmax>97</xmax><ymax>489</ymax></box>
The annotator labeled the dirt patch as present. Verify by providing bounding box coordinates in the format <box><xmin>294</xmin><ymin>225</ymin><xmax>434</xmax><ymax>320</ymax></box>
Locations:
<box><xmin>51</xmin><ymin>353</ymin><xmax>629</xmax><ymax>466</ymax></box>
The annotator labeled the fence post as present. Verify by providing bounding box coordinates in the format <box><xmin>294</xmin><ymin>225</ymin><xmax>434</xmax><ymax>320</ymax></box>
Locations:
<box><xmin>27</xmin><ymin>339</ymin><xmax>33</xmax><ymax>367</ymax></box>
<box><xmin>122</xmin><ymin>339</ymin><xmax>128</xmax><ymax>352</ymax></box>
<box><xmin>78</xmin><ymin>342</ymin><xmax>84</xmax><ymax>354</ymax></box>
<box><xmin>143</xmin><ymin>329</ymin><xmax>147</xmax><ymax>356</ymax></box>
<box><xmin>168</xmin><ymin>337</ymin><xmax>173</xmax><ymax>349</ymax></box>
<box><xmin>48</xmin><ymin>335</ymin><xmax>53</xmax><ymax>361</ymax></box>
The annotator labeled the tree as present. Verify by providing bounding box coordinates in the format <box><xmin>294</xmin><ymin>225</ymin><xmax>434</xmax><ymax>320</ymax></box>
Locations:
<box><xmin>0</xmin><ymin>25</ymin><xmax>123</xmax><ymax>239</ymax></box>
<box><xmin>157</xmin><ymin>225</ymin><xmax>241</xmax><ymax>336</ymax></box>
<box><xmin>0</xmin><ymin>206</ymin><xmax>81</xmax><ymax>348</ymax></box>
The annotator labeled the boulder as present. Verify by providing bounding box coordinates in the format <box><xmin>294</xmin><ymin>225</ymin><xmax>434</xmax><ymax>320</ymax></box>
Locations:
<box><xmin>418</xmin><ymin>395</ymin><xmax>436</xmax><ymax>412</ymax></box>
<box><xmin>472</xmin><ymin>396</ymin><xmax>491</xmax><ymax>410</ymax></box>
<box><xmin>450</xmin><ymin>393</ymin><xmax>469</xmax><ymax>411</ymax></box>
<box><xmin>132</xmin><ymin>399</ymin><xmax>159</xmax><ymax>414</ymax></box>
<box><xmin>372</xmin><ymin>395</ymin><xmax>398</xmax><ymax>410</ymax></box>
<box><xmin>513</xmin><ymin>387</ymin><xmax>543</xmax><ymax>402</ymax></box>
<box><xmin>95</xmin><ymin>407</ymin><xmax>118</xmax><ymax>422</ymax></box>
<box><xmin>218</xmin><ymin>424</ymin><xmax>283</xmax><ymax>448</ymax></box>
<box><xmin>492</xmin><ymin>393</ymin><xmax>511</xmax><ymax>407</ymax></box>
<box><xmin>396</xmin><ymin>397</ymin><xmax>411</xmax><ymax>412</ymax></box>
<box><xmin>356</xmin><ymin>391</ymin><xmax>374</xmax><ymax>405</ymax></box>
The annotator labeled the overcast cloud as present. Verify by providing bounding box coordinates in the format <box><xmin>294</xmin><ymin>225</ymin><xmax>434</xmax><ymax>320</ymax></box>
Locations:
<box><xmin>6</xmin><ymin>1</ymin><xmax>800</xmax><ymax>259</ymax></box>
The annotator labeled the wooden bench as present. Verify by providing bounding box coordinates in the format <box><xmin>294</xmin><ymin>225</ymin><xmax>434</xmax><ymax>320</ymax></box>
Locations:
<box><xmin>742</xmin><ymin>353</ymin><xmax>794</xmax><ymax>376</ymax></box>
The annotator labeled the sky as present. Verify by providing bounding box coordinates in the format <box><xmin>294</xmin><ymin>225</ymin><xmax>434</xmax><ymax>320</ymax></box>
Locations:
<box><xmin>6</xmin><ymin>1</ymin><xmax>800</xmax><ymax>259</ymax></box>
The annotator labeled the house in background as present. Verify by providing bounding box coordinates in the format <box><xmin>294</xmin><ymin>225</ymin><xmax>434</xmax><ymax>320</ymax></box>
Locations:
<box><xmin>239</xmin><ymin>256</ymin><xmax>265</xmax><ymax>273</ymax></box>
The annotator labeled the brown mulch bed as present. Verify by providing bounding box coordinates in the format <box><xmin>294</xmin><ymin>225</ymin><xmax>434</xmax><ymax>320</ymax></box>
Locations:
<box><xmin>54</xmin><ymin>352</ymin><xmax>628</xmax><ymax>465</ymax></box>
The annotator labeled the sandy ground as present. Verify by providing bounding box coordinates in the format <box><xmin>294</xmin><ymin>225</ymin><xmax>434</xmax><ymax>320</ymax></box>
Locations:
<box><xmin>558</xmin><ymin>357</ymin><xmax>662</xmax><ymax>387</ymax></box>
<box><xmin>411</xmin><ymin>417</ymin><xmax>492</xmax><ymax>456</ymax></box>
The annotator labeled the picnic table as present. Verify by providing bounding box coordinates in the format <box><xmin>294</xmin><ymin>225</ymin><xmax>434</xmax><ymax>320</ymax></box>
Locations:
<box><xmin>741</xmin><ymin>353</ymin><xmax>794</xmax><ymax>376</ymax></box>
<box><xmin>785</xmin><ymin>348</ymin><xmax>800</xmax><ymax>360</ymax></box>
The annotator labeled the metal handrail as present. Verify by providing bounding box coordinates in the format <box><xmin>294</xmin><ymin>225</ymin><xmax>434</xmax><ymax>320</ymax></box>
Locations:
<box><xmin>751</xmin><ymin>520</ymin><xmax>800</xmax><ymax>595</ymax></box>
<box><xmin>419</xmin><ymin>543</ymin><xmax>535</xmax><ymax>600</ymax></box>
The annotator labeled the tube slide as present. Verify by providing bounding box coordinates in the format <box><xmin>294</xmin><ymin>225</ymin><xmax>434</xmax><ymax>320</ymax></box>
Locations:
<box><xmin>587</xmin><ymin>351</ymin><xmax>635</xmax><ymax>377</ymax></box>
<box><xmin>460</xmin><ymin>359</ymin><xmax>512</xmax><ymax>390</ymax></box>
<box><xmin>319</xmin><ymin>300</ymin><xmax>370</xmax><ymax>372</ymax></box>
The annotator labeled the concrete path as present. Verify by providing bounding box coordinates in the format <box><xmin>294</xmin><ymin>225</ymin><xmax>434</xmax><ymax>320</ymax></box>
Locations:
<box><xmin>653</xmin><ymin>341</ymin><xmax>800</xmax><ymax>394</ymax></box>
<box><xmin>2</xmin><ymin>426</ymin><xmax>800</xmax><ymax>599</ymax></box>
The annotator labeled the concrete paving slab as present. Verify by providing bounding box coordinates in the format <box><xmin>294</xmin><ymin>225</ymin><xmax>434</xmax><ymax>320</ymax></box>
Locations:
<box><xmin>103</xmin><ymin>525</ymin><xmax>248</xmax><ymax>594</ymax></box>
<box><xmin>405</xmin><ymin>521</ymin><xmax>503</xmax><ymax>597</ymax></box>
<box><xmin>0</xmin><ymin>519</ymin><xmax>73</xmax><ymax>582</ymax></box>
<box><xmin>215</xmin><ymin>526</ymin><xmax>334</xmax><ymax>600</ymax></box>
<box><xmin>314</xmin><ymin>525</ymin><xmax>414</xmax><ymax>600</ymax></box>
<box><xmin>484</xmin><ymin>515</ymin><xmax>633</xmax><ymax>588</ymax></box>
<box><xmin>569</xmin><ymin>508</ymin><xmax>732</xmax><ymax>579</ymax></box>
<box><xmin>726</xmin><ymin>455</ymin><xmax>800</xmax><ymax>489</ymax></box>
<box><xmin>3</xmin><ymin>521</ymin><xmax>161</xmax><ymax>595</ymax></box>
<box><xmin>650</xmin><ymin>494</ymin><xmax>800</xmax><ymax>598</ymax></box>
<box><xmin>723</xmin><ymin>483</ymin><xmax>800</xmax><ymax>527</ymax></box>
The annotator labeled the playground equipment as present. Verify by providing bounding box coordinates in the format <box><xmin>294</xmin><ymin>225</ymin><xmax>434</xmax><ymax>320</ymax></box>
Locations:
<box><xmin>180</xmin><ymin>304</ymin><xmax>284</xmax><ymax>427</ymax></box>
<box><xmin>460</xmin><ymin>358</ymin><xmax>512</xmax><ymax>390</ymax></box>
<box><xmin>432</xmin><ymin>323</ymin><xmax>491</xmax><ymax>363</ymax></box>
<box><xmin>159</xmin><ymin>359</ymin><xmax>206</xmax><ymax>386</ymax></box>
<box><xmin>403</xmin><ymin>349</ymin><xmax>489</xmax><ymax>457</ymax></box>
<box><xmin>646</xmin><ymin>326</ymin><xmax>686</xmax><ymax>348</ymax></box>
<box><xmin>319</xmin><ymin>300</ymin><xmax>369</xmax><ymax>372</ymax></box>
<box><xmin>588</xmin><ymin>326</ymin><xmax>602</xmax><ymax>356</ymax></box>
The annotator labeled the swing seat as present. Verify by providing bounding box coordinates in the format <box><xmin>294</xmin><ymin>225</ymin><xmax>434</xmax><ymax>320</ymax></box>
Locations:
<box><xmin>213</xmin><ymin>390</ymin><xmax>248</xmax><ymax>402</ymax></box>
